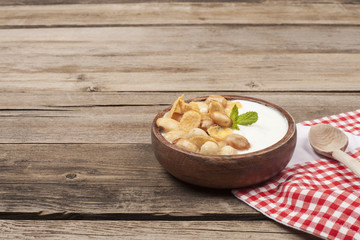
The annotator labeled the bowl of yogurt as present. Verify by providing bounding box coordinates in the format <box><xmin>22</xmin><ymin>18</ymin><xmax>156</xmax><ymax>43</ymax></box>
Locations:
<box><xmin>151</xmin><ymin>95</ymin><xmax>297</xmax><ymax>189</ymax></box>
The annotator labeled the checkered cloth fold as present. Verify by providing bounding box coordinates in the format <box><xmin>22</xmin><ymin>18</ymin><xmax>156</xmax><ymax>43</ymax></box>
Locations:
<box><xmin>233</xmin><ymin>110</ymin><xmax>360</xmax><ymax>240</ymax></box>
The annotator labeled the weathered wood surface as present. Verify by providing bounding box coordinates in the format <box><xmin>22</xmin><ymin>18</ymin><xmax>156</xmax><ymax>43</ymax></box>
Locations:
<box><xmin>1</xmin><ymin>0</ymin><xmax>358</xmax><ymax>239</ymax></box>
<box><xmin>1</xmin><ymin>1</ymin><xmax>360</xmax><ymax>26</ymax></box>
<box><xmin>0</xmin><ymin>143</ymin><xmax>256</xmax><ymax>215</ymax></box>
<box><xmin>1</xmin><ymin>27</ymin><xmax>360</xmax><ymax>92</ymax></box>
<box><xmin>0</xmin><ymin>92</ymin><xmax>359</xmax><ymax>143</ymax></box>
<box><xmin>0</xmin><ymin>220</ymin><xmax>320</xmax><ymax>240</ymax></box>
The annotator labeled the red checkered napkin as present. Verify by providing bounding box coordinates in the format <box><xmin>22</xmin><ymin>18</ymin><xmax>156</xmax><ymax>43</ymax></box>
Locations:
<box><xmin>233</xmin><ymin>110</ymin><xmax>360</xmax><ymax>240</ymax></box>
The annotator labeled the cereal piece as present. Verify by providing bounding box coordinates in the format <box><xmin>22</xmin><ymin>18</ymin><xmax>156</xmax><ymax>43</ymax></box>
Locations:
<box><xmin>179</xmin><ymin>110</ymin><xmax>202</xmax><ymax>132</ymax></box>
<box><xmin>205</xmin><ymin>95</ymin><xmax>227</xmax><ymax>107</ymax></box>
<box><xmin>200</xmin><ymin>112</ymin><xmax>211</xmax><ymax>119</ymax></box>
<box><xmin>167</xmin><ymin>94</ymin><xmax>185</xmax><ymax>119</ymax></box>
<box><xmin>164</xmin><ymin>130</ymin><xmax>187</xmax><ymax>143</ymax></box>
<box><xmin>161</xmin><ymin>94</ymin><xmax>255</xmax><ymax>156</ymax></box>
<box><xmin>207</xmin><ymin>126</ymin><xmax>233</xmax><ymax>141</ymax></box>
<box><xmin>188</xmin><ymin>136</ymin><xmax>217</xmax><ymax>148</ymax></box>
<box><xmin>180</xmin><ymin>101</ymin><xmax>200</xmax><ymax>114</ymax></box>
<box><xmin>192</xmin><ymin>101</ymin><xmax>208</xmax><ymax>114</ymax></box>
<box><xmin>175</xmin><ymin>138</ymin><xmax>199</xmax><ymax>152</ymax></box>
<box><xmin>156</xmin><ymin>117</ymin><xmax>180</xmax><ymax>132</ymax></box>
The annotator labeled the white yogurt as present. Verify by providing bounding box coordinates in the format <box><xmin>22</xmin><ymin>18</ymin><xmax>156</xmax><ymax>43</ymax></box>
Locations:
<box><xmin>232</xmin><ymin>100</ymin><xmax>288</xmax><ymax>154</ymax></box>
<box><xmin>160</xmin><ymin>98</ymin><xmax>289</xmax><ymax>155</ymax></box>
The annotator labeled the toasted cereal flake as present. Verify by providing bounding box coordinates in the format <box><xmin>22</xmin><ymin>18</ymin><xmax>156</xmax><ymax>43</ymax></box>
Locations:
<box><xmin>192</xmin><ymin>101</ymin><xmax>208</xmax><ymax>113</ymax></box>
<box><xmin>179</xmin><ymin>110</ymin><xmax>202</xmax><ymax>132</ymax></box>
<box><xmin>207</xmin><ymin>125</ymin><xmax>233</xmax><ymax>141</ymax></box>
<box><xmin>188</xmin><ymin>136</ymin><xmax>217</xmax><ymax>148</ymax></box>
<box><xmin>167</xmin><ymin>94</ymin><xmax>185</xmax><ymax>118</ymax></box>
<box><xmin>181</xmin><ymin>101</ymin><xmax>200</xmax><ymax>113</ymax></box>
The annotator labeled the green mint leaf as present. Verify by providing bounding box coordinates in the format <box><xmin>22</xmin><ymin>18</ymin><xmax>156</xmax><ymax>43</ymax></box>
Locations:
<box><xmin>232</xmin><ymin>123</ymin><xmax>240</xmax><ymax>130</ymax></box>
<box><xmin>230</xmin><ymin>104</ymin><xmax>258</xmax><ymax>129</ymax></box>
<box><xmin>230</xmin><ymin>104</ymin><xmax>240</xmax><ymax>129</ymax></box>
<box><xmin>235</xmin><ymin>111</ymin><xmax>258</xmax><ymax>126</ymax></box>
<box><xmin>230</xmin><ymin>104</ymin><xmax>239</xmax><ymax>122</ymax></box>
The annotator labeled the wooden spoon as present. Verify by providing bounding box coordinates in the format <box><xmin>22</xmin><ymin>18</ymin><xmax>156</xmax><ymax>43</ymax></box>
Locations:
<box><xmin>309</xmin><ymin>124</ymin><xmax>360</xmax><ymax>177</ymax></box>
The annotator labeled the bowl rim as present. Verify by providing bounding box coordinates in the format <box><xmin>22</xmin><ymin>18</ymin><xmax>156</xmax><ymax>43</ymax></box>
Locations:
<box><xmin>152</xmin><ymin>95</ymin><xmax>296</xmax><ymax>160</ymax></box>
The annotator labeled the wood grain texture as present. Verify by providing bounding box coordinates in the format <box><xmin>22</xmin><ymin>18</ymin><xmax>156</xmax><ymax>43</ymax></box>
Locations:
<box><xmin>0</xmin><ymin>2</ymin><xmax>359</xmax><ymax>27</ymax></box>
<box><xmin>1</xmin><ymin>27</ymin><xmax>360</xmax><ymax>92</ymax></box>
<box><xmin>1</xmin><ymin>0</ymin><xmax>357</xmax><ymax>5</ymax></box>
<box><xmin>0</xmin><ymin>0</ymin><xmax>357</xmax><ymax>238</ymax></box>
<box><xmin>3</xmin><ymin>0</ymin><xmax>347</xmax><ymax>5</ymax></box>
<box><xmin>0</xmin><ymin>220</ymin><xmax>320</xmax><ymax>240</ymax></box>
<box><xmin>0</xmin><ymin>143</ymin><xmax>256</xmax><ymax>215</ymax></box>
<box><xmin>0</xmin><ymin>92</ymin><xmax>359</xmax><ymax>144</ymax></box>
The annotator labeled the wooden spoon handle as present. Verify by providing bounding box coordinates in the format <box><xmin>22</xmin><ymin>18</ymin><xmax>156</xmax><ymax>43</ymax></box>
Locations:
<box><xmin>332</xmin><ymin>149</ymin><xmax>360</xmax><ymax>178</ymax></box>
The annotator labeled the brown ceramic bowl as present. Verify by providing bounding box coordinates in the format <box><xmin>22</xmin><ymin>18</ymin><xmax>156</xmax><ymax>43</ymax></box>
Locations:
<box><xmin>151</xmin><ymin>95</ymin><xmax>297</xmax><ymax>189</ymax></box>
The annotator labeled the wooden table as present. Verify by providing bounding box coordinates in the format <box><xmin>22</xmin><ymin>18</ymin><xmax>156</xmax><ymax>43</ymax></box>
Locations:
<box><xmin>1</xmin><ymin>0</ymin><xmax>359</xmax><ymax>239</ymax></box>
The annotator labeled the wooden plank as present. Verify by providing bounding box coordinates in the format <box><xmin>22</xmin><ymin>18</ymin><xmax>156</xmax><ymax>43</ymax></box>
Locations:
<box><xmin>3</xmin><ymin>26</ymin><xmax>360</xmax><ymax>53</ymax></box>
<box><xmin>0</xmin><ymin>2</ymin><xmax>359</xmax><ymax>26</ymax></box>
<box><xmin>2</xmin><ymin>55</ymin><xmax>359</xmax><ymax>92</ymax></box>
<box><xmin>0</xmin><ymin>220</ymin><xmax>320</xmax><ymax>240</ymax></box>
<box><xmin>0</xmin><ymin>143</ymin><xmax>256</xmax><ymax>215</ymax></box>
<box><xmin>0</xmin><ymin>92</ymin><xmax>359</xmax><ymax>144</ymax></box>
<box><xmin>0</xmin><ymin>0</ymin><xmax>350</xmax><ymax>5</ymax></box>
<box><xmin>1</xmin><ymin>27</ymin><xmax>360</xmax><ymax>92</ymax></box>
